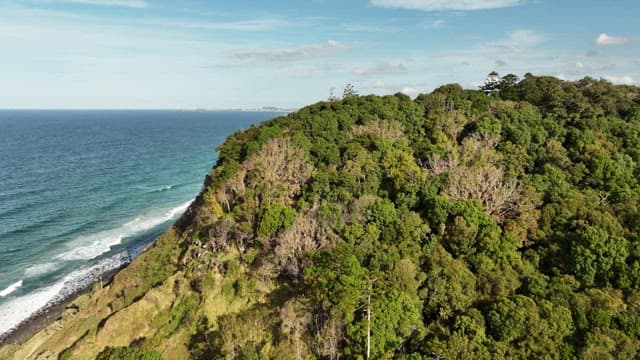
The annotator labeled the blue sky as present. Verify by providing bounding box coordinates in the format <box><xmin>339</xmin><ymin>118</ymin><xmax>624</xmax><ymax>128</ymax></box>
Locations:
<box><xmin>0</xmin><ymin>0</ymin><xmax>638</xmax><ymax>109</ymax></box>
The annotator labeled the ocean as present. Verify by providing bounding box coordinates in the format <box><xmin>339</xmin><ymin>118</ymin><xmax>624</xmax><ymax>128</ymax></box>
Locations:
<box><xmin>0</xmin><ymin>110</ymin><xmax>281</xmax><ymax>337</ymax></box>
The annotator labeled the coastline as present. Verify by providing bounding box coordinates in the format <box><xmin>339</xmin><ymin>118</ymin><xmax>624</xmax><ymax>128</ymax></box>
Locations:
<box><xmin>0</xmin><ymin>211</ymin><xmax>183</xmax><ymax>348</ymax></box>
<box><xmin>0</xmin><ymin>266</ymin><xmax>123</xmax><ymax>347</ymax></box>
<box><xmin>0</xmin><ymin>202</ymin><xmax>194</xmax><ymax>350</ymax></box>
<box><xmin>0</xmin><ymin>264</ymin><xmax>122</xmax><ymax>347</ymax></box>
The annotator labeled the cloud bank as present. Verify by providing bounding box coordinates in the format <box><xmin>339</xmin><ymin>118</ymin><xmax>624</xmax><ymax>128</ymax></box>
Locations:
<box><xmin>594</xmin><ymin>33</ymin><xmax>632</xmax><ymax>46</ymax></box>
<box><xmin>604</xmin><ymin>75</ymin><xmax>636</xmax><ymax>85</ymax></box>
<box><xmin>51</xmin><ymin>0</ymin><xmax>148</xmax><ymax>8</ymax></box>
<box><xmin>353</xmin><ymin>63</ymin><xmax>408</xmax><ymax>76</ymax></box>
<box><xmin>370</xmin><ymin>0</ymin><xmax>524</xmax><ymax>11</ymax></box>
<box><xmin>142</xmin><ymin>18</ymin><xmax>289</xmax><ymax>31</ymax></box>
<box><xmin>228</xmin><ymin>40</ymin><xmax>346</xmax><ymax>63</ymax></box>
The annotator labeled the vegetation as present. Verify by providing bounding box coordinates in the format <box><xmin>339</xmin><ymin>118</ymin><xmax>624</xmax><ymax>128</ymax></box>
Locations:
<box><xmin>3</xmin><ymin>74</ymin><xmax>640</xmax><ymax>359</ymax></box>
<box><xmin>96</xmin><ymin>346</ymin><xmax>163</xmax><ymax>360</ymax></box>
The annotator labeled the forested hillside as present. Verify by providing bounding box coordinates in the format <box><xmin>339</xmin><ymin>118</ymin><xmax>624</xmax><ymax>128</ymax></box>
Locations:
<box><xmin>4</xmin><ymin>74</ymin><xmax>640</xmax><ymax>359</ymax></box>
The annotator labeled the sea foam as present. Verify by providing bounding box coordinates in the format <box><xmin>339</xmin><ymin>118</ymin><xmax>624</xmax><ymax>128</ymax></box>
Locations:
<box><xmin>0</xmin><ymin>281</ymin><xmax>23</xmax><ymax>298</ymax></box>
<box><xmin>0</xmin><ymin>200</ymin><xmax>193</xmax><ymax>339</ymax></box>
<box><xmin>0</xmin><ymin>253</ymin><xmax>130</xmax><ymax>338</ymax></box>
<box><xmin>24</xmin><ymin>262</ymin><xmax>60</xmax><ymax>277</ymax></box>
<box><xmin>55</xmin><ymin>201</ymin><xmax>191</xmax><ymax>261</ymax></box>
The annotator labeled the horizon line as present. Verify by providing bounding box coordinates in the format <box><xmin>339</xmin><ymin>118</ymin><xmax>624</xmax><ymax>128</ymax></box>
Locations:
<box><xmin>0</xmin><ymin>107</ymin><xmax>297</xmax><ymax>112</ymax></box>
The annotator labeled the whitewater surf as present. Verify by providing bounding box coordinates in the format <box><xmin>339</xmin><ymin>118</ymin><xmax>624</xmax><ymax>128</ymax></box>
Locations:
<box><xmin>0</xmin><ymin>200</ymin><xmax>192</xmax><ymax>340</ymax></box>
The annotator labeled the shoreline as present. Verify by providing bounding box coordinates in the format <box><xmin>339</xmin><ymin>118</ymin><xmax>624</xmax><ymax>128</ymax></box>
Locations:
<box><xmin>0</xmin><ymin>202</ymin><xmax>190</xmax><ymax>349</ymax></box>
<box><xmin>0</xmin><ymin>266</ymin><xmax>123</xmax><ymax>347</ymax></box>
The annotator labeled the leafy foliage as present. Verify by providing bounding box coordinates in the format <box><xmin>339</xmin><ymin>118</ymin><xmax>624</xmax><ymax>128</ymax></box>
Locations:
<box><xmin>18</xmin><ymin>75</ymin><xmax>640</xmax><ymax>359</ymax></box>
<box><xmin>179</xmin><ymin>75</ymin><xmax>640</xmax><ymax>359</ymax></box>
<box><xmin>96</xmin><ymin>346</ymin><xmax>163</xmax><ymax>360</ymax></box>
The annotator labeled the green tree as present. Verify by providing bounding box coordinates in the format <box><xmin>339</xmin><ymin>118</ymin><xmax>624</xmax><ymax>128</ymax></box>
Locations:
<box><xmin>343</xmin><ymin>83</ymin><xmax>359</xmax><ymax>98</ymax></box>
<box><xmin>570</xmin><ymin>225</ymin><xmax>629</xmax><ymax>285</ymax></box>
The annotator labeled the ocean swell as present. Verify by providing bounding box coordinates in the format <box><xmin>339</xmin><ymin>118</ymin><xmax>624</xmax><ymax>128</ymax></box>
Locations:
<box><xmin>0</xmin><ymin>281</ymin><xmax>23</xmax><ymax>298</ymax></box>
<box><xmin>0</xmin><ymin>252</ymin><xmax>131</xmax><ymax>340</ymax></box>
<box><xmin>0</xmin><ymin>200</ymin><xmax>193</xmax><ymax>341</ymax></box>
<box><xmin>55</xmin><ymin>201</ymin><xmax>191</xmax><ymax>261</ymax></box>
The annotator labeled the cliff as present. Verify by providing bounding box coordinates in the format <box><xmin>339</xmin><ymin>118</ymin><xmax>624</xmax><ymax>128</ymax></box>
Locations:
<box><xmin>2</xmin><ymin>75</ymin><xmax>640</xmax><ymax>359</ymax></box>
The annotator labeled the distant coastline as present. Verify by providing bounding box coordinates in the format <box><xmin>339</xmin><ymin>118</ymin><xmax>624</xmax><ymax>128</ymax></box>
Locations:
<box><xmin>178</xmin><ymin>107</ymin><xmax>296</xmax><ymax>113</ymax></box>
<box><xmin>0</xmin><ymin>108</ymin><xmax>294</xmax><ymax>113</ymax></box>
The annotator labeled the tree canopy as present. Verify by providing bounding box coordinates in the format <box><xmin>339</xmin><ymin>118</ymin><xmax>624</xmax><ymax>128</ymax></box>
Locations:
<box><xmin>181</xmin><ymin>74</ymin><xmax>640</xmax><ymax>359</ymax></box>
<box><xmin>8</xmin><ymin>74</ymin><xmax>640</xmax><ymax>359</ymax></box>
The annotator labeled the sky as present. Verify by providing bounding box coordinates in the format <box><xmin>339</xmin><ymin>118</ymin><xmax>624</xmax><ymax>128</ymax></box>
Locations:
<box><xmin>0</xmin><ymin>0</ymin><xmax>638</xmax><ymax>109</ymax></box>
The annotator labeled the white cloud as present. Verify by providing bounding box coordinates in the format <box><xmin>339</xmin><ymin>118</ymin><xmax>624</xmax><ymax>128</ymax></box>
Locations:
<box><xmin>487</xmin><ymin>29</ymin><xmax>545</xmax><ymax>52</ymax></box>
<box><xmin>0</xmin><ymin>4</ymin><xmax>258</xmax><ymax>108</ymax></box>
<box><xmin>227</xmin><ymin>40</ymin><xmax>347</xmax><ymax>62</ymax></box>
<box><xmin>44</xmin><ymin>0</ymin><xmax>148</xmax><ymax>8</ymax></box>
<box><xmin>293</xmin><ymin>68</ymin><xmax>314</xmax><ymax>78</ymax></box>
<box><xmin>342</xmin><ymin>23</ymin><xmax>401</xmax><ymax>33</ymax></box>
<box><xmin>604</xmin><ymin>75</ymin><xmax>636</xmax><ymax>85</ymax></box>
<box><xmin>406</xmin><ymin>25</ymin><xmax>639</xmax><ymax>94</ymax></box>
<box><xmin>566</xmin><ymin>61</ymin><xmax>615</xmax><ymax>76</ymax></box>
<box><xmin>370</xmin><ymin>0</ymin><xmax>524</xmax><ymax>11</ymax></box>
<box><xmin>594</xmin><ymin>33</ymin><xmax>632</xmax><ymax>46</ymax></box>
<box><xmin>400</xmin><ymin>85</ymin><xmax>418</xmax><ymax>97</ymax></box>
<box><xmin>353</xmin><ymin>63</ymin><xmax>408</xmax><ymax>76</ymax></box>
<box><xmin>435</xmin><ymin>29</ymin><xmax>544</xmax><ymax>72</ymax></box>
<box><xmin>422</xmin><ymin>19</ymin><xmax>445</xmax><ymax>29</ymax></box>
<box><xmin>366</xmin><ymin>80</ymin><xmax>422</xmax><ymax>97</ymax></box>
<box><xmin>141</xmin><ymin>18</ymin><xmax>290</xmax><ymax>31</ymax></box>
<box><xmin>26</xmin><ymin>4</ymin><xmax>288</xmax><ymax>31</ymax></box>
<box><xmin>398</xmin><ymin>28</ymin><xmax>553</xmax><ymax>91</ymax></box>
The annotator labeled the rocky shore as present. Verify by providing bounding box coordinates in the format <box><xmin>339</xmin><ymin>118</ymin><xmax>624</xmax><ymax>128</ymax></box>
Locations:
<box><xmin>0</xmin><ymin>251</ymin><xmax>133</xmax><ymax>346</ymax></box>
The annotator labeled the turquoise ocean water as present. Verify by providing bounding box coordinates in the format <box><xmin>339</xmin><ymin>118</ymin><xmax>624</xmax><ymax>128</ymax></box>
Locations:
<box><xmin>0</xmin><ymin>110</ymin><xmax>280</xmax><ymax>336</ymax></box>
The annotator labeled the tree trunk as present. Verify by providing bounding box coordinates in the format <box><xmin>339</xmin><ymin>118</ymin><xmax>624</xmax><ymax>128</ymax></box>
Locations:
<box><xmin>367</xmin><ymin>293</ymin><xmax>371</xmax><ymax>360</ymax></box>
